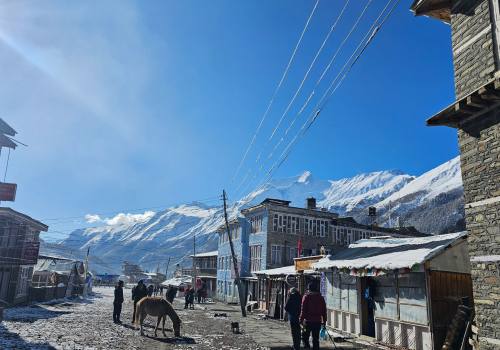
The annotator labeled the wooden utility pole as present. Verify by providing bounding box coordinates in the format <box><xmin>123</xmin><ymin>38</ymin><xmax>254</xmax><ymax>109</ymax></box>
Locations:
<box><xmin>222</xmin><ymin>190</ymin><xmax>246</xmax><ymax>317</ymax></box>
<box><xmin>193</xmin><ymin>232</ymin><xmax>197</xmax><ymax>288</ymax></box>
<box><xmin>165</xmin><ymin>257</ymin><xmax>171</xmax><ymax>278</ymax></box>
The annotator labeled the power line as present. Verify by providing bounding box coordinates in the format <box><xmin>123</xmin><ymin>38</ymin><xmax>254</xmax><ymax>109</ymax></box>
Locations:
<box><xmin>230</xmin><ymin>0</ymin><xmax>320</xmax><ymax>185</ymax></box>
<box><xmin>266</xmin><ymin>0</ymin><xmax>370</xmax><ymax>161</ymax></box>
<box><xmin>254</xmin><ymin>0</ymin><xmax>400</xmax><ymax>190</ymax></box>
<box><xmin>234</xmin><ymin>0</ymin><xmax>370</xmax><ymax>196</ymax></box>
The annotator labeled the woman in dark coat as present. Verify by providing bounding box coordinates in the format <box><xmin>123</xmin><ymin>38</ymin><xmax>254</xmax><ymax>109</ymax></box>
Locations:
<box><xmin>284</xmin><ymin>287</ymin><xmax>302</xmax><ymax>350</ymax></box>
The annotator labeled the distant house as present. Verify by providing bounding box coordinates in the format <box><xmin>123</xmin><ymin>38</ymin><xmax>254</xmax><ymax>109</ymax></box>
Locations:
<box><xmin>0</xmin><ymin>208</ymin><xmax>48</xmax><ymax>306</ymax></box>
<box><xmin>122</xmin><ymin>261</ymin><xmax>147</xmax><ymax>283</ymax></box>
<box><xmin>190</xmin><ymin>250</ymin><xmax>217</xmax><ymax>298</ymax></box>
<box><xmin>313</xmin><ymin>232</ymin><xmax>472</xmax><ymax>350</ymax></box>
<box><xmin>32</xmin><ymin>255</ymin><xmax>73</xmax><ymax>287</ymax></box>
<box><xmin>32</xmin><ymin>255</ymin><xmax>86</xmax><ymax>300</ymax></box>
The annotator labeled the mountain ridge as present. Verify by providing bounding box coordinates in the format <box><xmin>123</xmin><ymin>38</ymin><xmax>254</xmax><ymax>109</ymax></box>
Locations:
<box><xmin>46</xmin><ymin>156</ymin><xmax>464</xmax><ymax>274</ymax></box>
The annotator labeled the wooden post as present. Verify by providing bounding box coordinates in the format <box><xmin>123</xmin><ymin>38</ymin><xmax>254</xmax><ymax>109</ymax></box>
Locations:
<box><xmin>222</xmin><ymin>190</ymin><xmax>246</xmax><ymax>317</ymax></box>
<box><xmin>165</xmin><ymin>257</ymin><xmax>171</xmax><ymax>279</ymax></box>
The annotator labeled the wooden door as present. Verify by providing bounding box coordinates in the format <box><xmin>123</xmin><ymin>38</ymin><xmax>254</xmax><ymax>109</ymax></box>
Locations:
<box><xmin>429</xmin><ymin>271</ymin><xmax>473</xmax><ymax>349</ymax></box>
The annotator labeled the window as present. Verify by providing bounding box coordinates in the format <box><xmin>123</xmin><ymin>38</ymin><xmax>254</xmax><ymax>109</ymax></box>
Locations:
<box><xmin>271</xmin><ymin>245</ymin><xmax>282</xmax><ymax>265</ymax></box>
<box><xmin>251</xmin><ymin>215</ymin><xmax>263</xmax><ymax>233</ymax></box>
<box><xmin>398</xmin><ymin>273</ymin><xmax>427</xmax><ymax>324</ymax></box>
<box><xmin>327</xmin><ymin>272</ymin><xmax>357</xmax><ymax>313</ymax></box>
<box><xmin>250</xmin><ymin>245</ymin><xmax>262</xmax><ymax>272</ymax></box>
<box><xmin>16</xmin><ymin>266</ymin><xmax>30</xmax><ymax>297</ymax></box>
<box><xmin>374</xmin><ymin>274</ymin><xmax>398</xmax><ymax>320</ymax></box>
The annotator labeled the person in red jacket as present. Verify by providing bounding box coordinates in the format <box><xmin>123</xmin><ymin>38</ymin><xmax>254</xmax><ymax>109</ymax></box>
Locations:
<box><xmin>299</xmin><ymin>281</ymin><xmax>327</xmax><ymax>350</ymax></box>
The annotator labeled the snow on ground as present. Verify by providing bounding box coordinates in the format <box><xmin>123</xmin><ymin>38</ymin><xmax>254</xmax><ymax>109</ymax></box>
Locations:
<box><xmin>0</xmin><ymin>287</ymin><xmax>266</xmax><ymax>350</ymax></box>
<box><xmin>1</xmin><ymin>287</ymin><xmax>350</xmax><ymax>349</ymax></box>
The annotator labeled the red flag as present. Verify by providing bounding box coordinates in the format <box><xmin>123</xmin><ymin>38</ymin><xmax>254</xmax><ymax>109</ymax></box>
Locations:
<box><xmin>297</xmin><ymin>239</ymin><xmax>302</xmax><ymax>257</ymax></box>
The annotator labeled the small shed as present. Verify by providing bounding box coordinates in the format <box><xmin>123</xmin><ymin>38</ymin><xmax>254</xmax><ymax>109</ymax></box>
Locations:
<box><xmin>313</xmin><ymin>232</ymin><xmax>472</xmax><ymax>350</ymax></box>
<box><xmin>253</xmin><ymin>265</ymin><xmax>319</xmax><ymax>320</ymax></box>
<box><xmin>161</xmin><ymin>275</ymin><xmax>192</xmax><ymax>296</ymax></box>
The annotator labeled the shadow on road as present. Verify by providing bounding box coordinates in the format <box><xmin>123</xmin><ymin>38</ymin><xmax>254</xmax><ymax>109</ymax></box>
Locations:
<box><xmin>0</xmin><ymin>324</ymin><xmax>57</xmax><ymax>349</ymax></box>
<box><xmin>143</xmin><ymin>334</ymin><xmax>196</xmax><ymax>344</ymax></box>
<box><xmin>4</xmin><ymin>305</ymin><xmax>72</xmax><ymax>323</ymax></box>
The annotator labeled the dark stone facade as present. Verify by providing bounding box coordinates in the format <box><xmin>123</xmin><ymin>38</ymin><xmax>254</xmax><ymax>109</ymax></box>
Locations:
<box><xmin>451</xmin><ymin>1</ymin><xmax>500</xmax><ymax>348</ymax></box>
<box><xmin>451</xmin><ymin>0</ymin><xmax>497</xmax><ymax>99</ymax></box>
<box><xmin>412</xmin><ymin>0</ymin><xmax>500</xmax><ymax>347</ymax></box>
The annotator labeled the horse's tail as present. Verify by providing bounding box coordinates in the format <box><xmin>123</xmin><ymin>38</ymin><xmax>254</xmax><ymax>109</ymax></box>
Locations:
<box><xmin>134</xmin><ymin>298</ymin><xmax>145</xmax><ymax>325</ymax></box>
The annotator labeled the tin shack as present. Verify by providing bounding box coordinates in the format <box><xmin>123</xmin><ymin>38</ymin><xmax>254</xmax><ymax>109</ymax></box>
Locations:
<box><xmin>313</xmin><ymin>232</ymin><xmax>472</xmax><ymax>350</ymax></box>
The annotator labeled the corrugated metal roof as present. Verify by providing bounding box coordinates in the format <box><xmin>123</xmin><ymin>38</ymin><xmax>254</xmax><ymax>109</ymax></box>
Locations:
<box><xmin>313</xmin><ymin>231</ymin><xmax>467</xmax><ymax>271</ymax></box>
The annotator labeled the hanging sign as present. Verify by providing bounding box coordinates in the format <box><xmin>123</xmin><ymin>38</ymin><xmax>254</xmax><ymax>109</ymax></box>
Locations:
<box><xmin>0</xmin><ymin>182</ymin><xmax>16</xmax><ymax>201</ymax></box>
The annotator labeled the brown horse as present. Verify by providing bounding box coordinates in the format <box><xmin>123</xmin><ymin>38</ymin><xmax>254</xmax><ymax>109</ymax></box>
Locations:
<box><xmin>134</xmin><ymin>297</ymin><xmax>181</xmax><ymax>337</ymax></box>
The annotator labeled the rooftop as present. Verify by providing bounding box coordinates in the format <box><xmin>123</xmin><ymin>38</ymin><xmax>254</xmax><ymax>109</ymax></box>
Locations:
<box><xmin>0</xmin><ymin>207</ymin><xmax>48</xmax><ymax>231</ymax></box>
<box><xmin>313</xmin><ymin>231</ymin><xmax>467</xmax><ymax>272</ymax></box>
<box><xmin>190</xmin><ymin>250</ymin><xmax>218</xmax><ymax>258</ymax></box>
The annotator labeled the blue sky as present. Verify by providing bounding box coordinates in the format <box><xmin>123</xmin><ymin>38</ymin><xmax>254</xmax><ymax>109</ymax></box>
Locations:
<box><xmin>0</xmin><ymin>0</ymin><xmax>457</xmax><ymax>240</ymax></box>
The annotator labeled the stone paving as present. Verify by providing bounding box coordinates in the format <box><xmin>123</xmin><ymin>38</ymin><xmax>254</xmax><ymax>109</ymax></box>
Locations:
<box><xmin>0</xmin><ymin>286</ymin><xmax>362</xmax><ymax>349</ymax></box>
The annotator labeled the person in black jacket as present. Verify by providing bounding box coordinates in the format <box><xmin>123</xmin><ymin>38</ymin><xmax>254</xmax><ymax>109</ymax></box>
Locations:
<box><xmin>166</xmin><ymin>286</ymin><xmax>178</xmax><ymax>304</ymax></box>
<box><xmin>113</xmin><ymin>280</ymin><xmax>124</xmax><ymax>324</ymax></box>
<box><xmin>132</xmin><ymin>280</ymin><xmax>148</xmax><ymax>322</ymax></box>
<box><xmin>285</xmin><ymin>287</ymin><xmax>302</xmax><ymax>350</ymax></box>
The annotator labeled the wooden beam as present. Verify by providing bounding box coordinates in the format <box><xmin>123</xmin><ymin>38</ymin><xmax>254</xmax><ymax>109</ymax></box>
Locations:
<box><xmin>466</xmin><ymin>95</ymin><xmax>488</xmax><ymax>108</ymax></box>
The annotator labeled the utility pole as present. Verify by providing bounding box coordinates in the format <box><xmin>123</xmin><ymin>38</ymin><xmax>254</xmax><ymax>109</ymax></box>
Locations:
<box><xmin>83</xmin><ymin>246</ymin><xmax>90</xmax><ymax>296</ymax></box>
<box><xmin>193</xmin><ymin>232</ymin><xmax>197</xmax><ymax>288</ymax></box>
<box><xmin>165</xmin><ymin>257</ymin><xmax>171</xmax><ymax>279</ymax></box>
<box><xmin>222</xmin><ymin>190</ymin><xmax>246</xmax><ymax>317</ymax></box>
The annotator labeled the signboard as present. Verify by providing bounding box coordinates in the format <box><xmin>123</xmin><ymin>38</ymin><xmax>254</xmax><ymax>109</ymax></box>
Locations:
<box><xmin>0</xmin><ymin>183</ymin><xmax>17</xmax><ymax>202</ymax></box>
<box><xmin>21</xmin><ymin>241</ymin><xmax>40</xmax><ymax>265</ymax></box>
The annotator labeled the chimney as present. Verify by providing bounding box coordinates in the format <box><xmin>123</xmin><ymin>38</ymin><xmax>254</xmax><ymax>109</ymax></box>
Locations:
<box><xmin>306</xmin><ymin>197</ymin><xmax>317</xmax><ymax>210</ymax></box>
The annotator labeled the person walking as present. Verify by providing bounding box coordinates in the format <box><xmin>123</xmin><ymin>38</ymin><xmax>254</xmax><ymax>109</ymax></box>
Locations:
<box><xmin>132</xmin><ymin>280</ymin><xmax>148</xmax><ymax>322</ymax></box>
<box><xmin>300</xmin><ymin>281</ymin><xmax>327</xmax><ymax>350</ymax></box>
<box><xmin>113</xmin><ymin>280</ymin><xmax>124</xmax><ymax>324</ymax></box>
<box><xmin>184</xmin><ymin>287</ymin><xmax>195</xmax><ymax>309</ymax></box>
<box><xmin>285</xmin><ymin>287</ymin><xmax>302</xmax><ymax>350</ymax></box>
<box><xmin>147</xmin><ymin>284</ymin><xmax>154</xmax><ymax>297</ymax></box>
<box><xmin>166</xmin><ymin>286</ymin><xmax>177</xmax><ymax>304</ymax></box>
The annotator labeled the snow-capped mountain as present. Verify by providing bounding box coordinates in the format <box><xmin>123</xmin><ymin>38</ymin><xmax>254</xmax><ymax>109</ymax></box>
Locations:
<box><xmin>48</xmin><ymin>157</ymin><xmax>464</xmax><ymax>274</ymax></box>
<box><xmin>356</xmin><ymin>156</ymin><xmax>464</xmax><ymax>234</ymax></box>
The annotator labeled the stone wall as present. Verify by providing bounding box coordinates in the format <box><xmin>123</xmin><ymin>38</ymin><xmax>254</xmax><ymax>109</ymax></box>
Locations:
<box><xmin>451</xmin><ymin>0</ymin><xmax>497</xmax><ymax>99</ymax></box>
<box><xmin>451</xmin><ymin>1</ymin><xmax>500</xmax><ymax>348</ymax></box>
<box><xmin>458</xmin><ymin>106</ymin><xmax>500</xmax><ymax>350</ymax></box>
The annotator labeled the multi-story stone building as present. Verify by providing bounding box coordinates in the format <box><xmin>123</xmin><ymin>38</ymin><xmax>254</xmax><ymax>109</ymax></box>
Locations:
<box><xmin>411</xmin><ymin>1</ymin><xmax>500</xmax><ymax>348</ymax></box>
<box><xmin>216</xmin><ymin>197</ymin><xmax>425</xmax><ymax>303</ymax></box>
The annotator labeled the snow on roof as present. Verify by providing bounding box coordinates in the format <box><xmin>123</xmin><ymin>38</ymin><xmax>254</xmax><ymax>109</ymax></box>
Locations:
<box><xmin>313</xmin><ymin>231</ymin><xmax>467</xmax><ymax>271</ymax></box>
<box><xmin>161</xmin><ymin>275</ymin><xmax>192</xmax><ymax>287</ymax></box>
<box><xmin>190</xmin><ymin>250</ymin><xmax>218</xmax><ymax>258</ymax></box>
<box><xmin>253</xmin><ymin>265</ymin><xmax>296</xmax><ymax>276</ymax></box>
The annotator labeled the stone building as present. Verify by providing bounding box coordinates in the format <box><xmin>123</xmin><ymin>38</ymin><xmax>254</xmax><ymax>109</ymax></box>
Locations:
<box><xmin>0</xmin><ymin>208</ymin><xmax>48</xmax><ymax>305</ymax></box>
<box><xmin>411</xmin><ymin>0</ymin><xmax>500</xmax><ymax>348</ymax></box>
<box><xmin>216</xmin><ymin>197</ymin><xmax>425</xmax><ymax>303</ymax></box>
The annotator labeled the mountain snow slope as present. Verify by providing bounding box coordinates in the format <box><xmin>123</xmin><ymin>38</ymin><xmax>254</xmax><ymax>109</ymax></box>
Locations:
<box><xmin>353</xmin><ymin>156</ymin><xmax>464</xmax><ymax>234</ymax></box>
<box><xmin>50</xmin><ymin>157</ymin><xmax>464</xmax><ymax>274</ymax></box>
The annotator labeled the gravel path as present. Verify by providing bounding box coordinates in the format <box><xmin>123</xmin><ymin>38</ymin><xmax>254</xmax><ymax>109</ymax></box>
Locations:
<box><xmin>0</xmin><ymin>287</ymin><xmax>268</xmax><ymax>350</ymax></box>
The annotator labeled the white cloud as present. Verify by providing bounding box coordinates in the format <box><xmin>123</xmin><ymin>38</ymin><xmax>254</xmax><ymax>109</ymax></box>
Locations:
<box><xmin>85</xmin><ymin>214</ymin><xmax>102</xmax><ymax>223</ymax></box>
<box><xmin>85</xmin><ymin>211</ymin><xmax>156</xmax><ymax>226</ymax></box>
